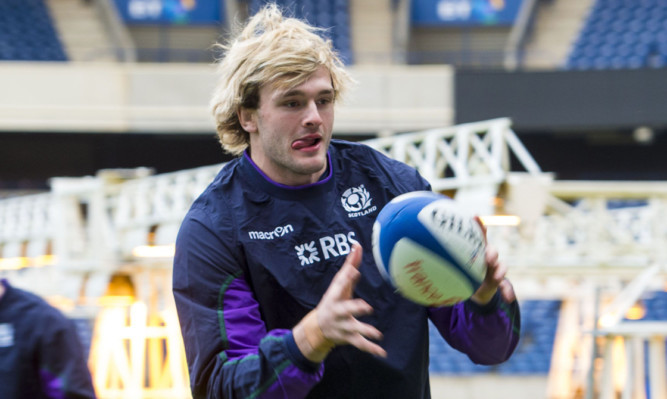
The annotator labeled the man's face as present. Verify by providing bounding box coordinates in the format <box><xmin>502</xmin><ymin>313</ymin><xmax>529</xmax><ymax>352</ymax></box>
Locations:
<box><xmin>240</xmin><ymin>66</ymin><xmax>335</xmax><ymax>186</ymax></box>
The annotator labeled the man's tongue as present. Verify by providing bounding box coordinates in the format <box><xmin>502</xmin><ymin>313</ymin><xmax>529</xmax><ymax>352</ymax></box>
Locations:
<box><xmin>292</xmin><ymin>138</ymin><xmax>318</xmax><ymax>150</ymax></box>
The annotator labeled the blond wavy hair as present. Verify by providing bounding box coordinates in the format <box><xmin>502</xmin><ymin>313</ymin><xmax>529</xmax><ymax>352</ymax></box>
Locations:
<box><xmin>210</xmin><ymin>3</ymin><xmax>353</xmax><ymax>156</ymax></box>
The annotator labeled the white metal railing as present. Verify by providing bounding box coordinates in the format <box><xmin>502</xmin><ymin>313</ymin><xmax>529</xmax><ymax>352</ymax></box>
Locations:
<box><xmin>488</xmin><ymin>199</ymin><xmax>667</xmax><ymax>271</ymax></box>
<box><xmin>8</xmin><ymin>118</ymin><xmax>667</xmax><ymax>289</ymax></box>
<box><xmin>0</xmin><ymin>118</ymin><xmax>544</xmax><ymax>293</ymax></box>
<box><xmin>364</xmin><ymin>118</ymin><xmax>542</xmax><ymax>191</ymax></box>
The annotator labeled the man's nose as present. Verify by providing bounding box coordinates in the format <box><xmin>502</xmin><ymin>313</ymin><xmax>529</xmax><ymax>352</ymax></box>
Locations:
<box><xmin>303</xmin><ymin>101</ymin><xmax>323</xmax><ymax>127</ymax></box>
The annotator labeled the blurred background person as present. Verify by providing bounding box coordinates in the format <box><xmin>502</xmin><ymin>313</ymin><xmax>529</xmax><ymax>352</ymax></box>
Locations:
<box><xmin>0</xmin><ymin>278</ymin><xmax>97</xmax><ymax>399</ymax></box>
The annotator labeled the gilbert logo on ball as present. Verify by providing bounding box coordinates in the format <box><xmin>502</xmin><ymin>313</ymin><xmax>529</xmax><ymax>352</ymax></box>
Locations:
<box><xmin>372</xmin><ymin>191</ymin><xmax>487</xmax><ymax>307</ymax></box>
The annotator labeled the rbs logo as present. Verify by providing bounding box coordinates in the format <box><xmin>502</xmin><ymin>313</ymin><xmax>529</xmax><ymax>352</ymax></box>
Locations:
<box><xmin>295</xmin><ymin>232</ymin><xmax>358</xmax><ymax>266</ymax></box>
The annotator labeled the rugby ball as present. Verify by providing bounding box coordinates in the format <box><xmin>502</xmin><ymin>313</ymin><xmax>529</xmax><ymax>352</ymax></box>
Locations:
<box><xmin>372</xmin><ymin>191</ymin><xmax>487</xmax><ymax>307</ymax></box>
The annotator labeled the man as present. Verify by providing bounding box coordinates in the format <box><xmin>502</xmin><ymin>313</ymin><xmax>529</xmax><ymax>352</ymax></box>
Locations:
<box><xmin>173</xmin><ymin>3</ymin><xmax>520</xmax><ymax>398</ymax></box>
<box><xmin>0</xmin><ymin>279</ymin><xmax>97</xmax><ymax>398</ymax></box>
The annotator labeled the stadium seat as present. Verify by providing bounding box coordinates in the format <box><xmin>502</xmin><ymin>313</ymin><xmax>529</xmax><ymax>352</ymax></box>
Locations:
<box><xmin>648</xmin><ymin>54</ymin><xmax>667</xmax><ymax>68</ymax></box>
<box><xmin>0</xmin><ymin>0</ymin><xmax>67</xmax><ymax>61</ymax></box>
<box><xmin>565</xmin><ymin>0</ymin><xmax>667</xmax><ymax>70</ymax></box>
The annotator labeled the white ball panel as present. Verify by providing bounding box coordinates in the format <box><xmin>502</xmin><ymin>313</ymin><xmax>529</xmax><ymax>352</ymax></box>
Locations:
<box><xmin>389</xmin><ymin>238</ymin><xmax>474</xmax><ymax>306</ymax></box>
<box><xmin>417</xmin><ymin>199</ymin><xmax>487</xmax><ymax>282</ymax></box>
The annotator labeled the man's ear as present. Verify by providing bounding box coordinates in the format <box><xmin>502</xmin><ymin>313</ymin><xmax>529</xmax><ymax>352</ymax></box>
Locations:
<box><xmin>238</xmin><ymin>107</ymin><xmax>258</xmax><ymax>133</ymax></box>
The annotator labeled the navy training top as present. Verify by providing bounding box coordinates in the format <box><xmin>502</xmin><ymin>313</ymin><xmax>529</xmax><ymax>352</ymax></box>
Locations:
<box><xmin>173</xmin><ymin>139</ymin><xmax>520</xmax><ymax>399</ymax></box>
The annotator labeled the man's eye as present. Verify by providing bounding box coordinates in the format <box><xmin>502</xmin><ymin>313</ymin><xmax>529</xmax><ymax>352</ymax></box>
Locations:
<box><xmin>284</xmin><ymin>101</ymin><xmax>299</xmax><ymax>108</ymax></box>
<box><xmin>317</xmin><ymin>98</ymin><xmax>333</xmax><ymax>105</ymax></box>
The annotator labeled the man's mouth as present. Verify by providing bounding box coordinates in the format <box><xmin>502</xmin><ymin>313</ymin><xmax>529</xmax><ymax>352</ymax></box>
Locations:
<box><xmin>292</xmin><ymin>136</ymin><xmax>322</xmax><ymax>150</ymax></box>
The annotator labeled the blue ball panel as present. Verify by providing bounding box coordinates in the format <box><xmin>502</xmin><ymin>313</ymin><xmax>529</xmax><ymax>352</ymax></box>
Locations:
<box><xmin>374</xmin><ymin>191</ymin><xmax>483</xmax><ymax>291</ymax></box>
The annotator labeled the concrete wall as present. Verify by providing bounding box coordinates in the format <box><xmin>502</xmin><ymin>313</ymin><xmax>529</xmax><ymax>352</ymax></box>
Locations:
<box><xmin>431</xmin><ymin>375</ymin><xmax>549</xmax><ymax>399</ymax></box>
<box><xmin>0</xmin><ymin>63</ymin><xmax>454</xmax><ymax>136</ymax></box>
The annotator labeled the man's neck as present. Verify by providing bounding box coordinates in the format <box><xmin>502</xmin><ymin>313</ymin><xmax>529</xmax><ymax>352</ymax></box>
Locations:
<box><xmin>0</xmin><ymin>281</ymin><xmax>5</xmax><ymax>300</ymax></box>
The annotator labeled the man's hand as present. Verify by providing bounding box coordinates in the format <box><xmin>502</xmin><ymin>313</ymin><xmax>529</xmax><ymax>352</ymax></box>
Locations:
<box><xmin>470</xmin><ymin>245</ymin><xmax>516</xmax><ymax>305</ymax></box>
<box><xmin>470</xmin><ymin>217</ymin><xmax>516</xmax><ymax>305</ymax></box>
<box><xmin>293</xmin><ymin>243</ymin><xmax>387</xmax><ymax>362</ymax></box>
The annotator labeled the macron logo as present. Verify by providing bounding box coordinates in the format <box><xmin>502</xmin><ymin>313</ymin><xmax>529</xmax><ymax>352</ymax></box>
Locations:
<box><xmin>248</xmin><ymin>224</ymin><xmax>294</xmax><ymax>240</ymax></box>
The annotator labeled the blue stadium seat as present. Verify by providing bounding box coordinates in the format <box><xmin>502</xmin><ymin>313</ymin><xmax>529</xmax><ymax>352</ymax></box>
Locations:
<box><xmin>0</xmin><ymin>0</ymin><xmax>67</xmax><ymax>61</ymax></box>
<box><xmin>566</xmin><ymin>0</ymin><xmax>667</xmax><ymax>70</ymax></box>
<box><xmin>649</xmin><ymin>54</ymin><xmax>667</xmax><ymax>68</ymax></box>
<box><xmin>566</xmin><ymin>56</ymin><xmax>592</xmax><ymax>70</ymax></box>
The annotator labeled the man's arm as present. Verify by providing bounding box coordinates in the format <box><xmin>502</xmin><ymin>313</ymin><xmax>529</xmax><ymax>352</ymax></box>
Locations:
<box><xmin>173</xmin><ymin>212</ymin><xmax>323</xmax><ymax>399</ymax></box>
<box><xmin>428</xmin><ymin>245</ymin><xmax>521</xmax><ymax>365</ymax></box>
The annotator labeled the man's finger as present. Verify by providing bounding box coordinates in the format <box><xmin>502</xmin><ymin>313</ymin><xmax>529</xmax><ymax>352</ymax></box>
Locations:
<box><xmin>326</xmin><ymin>244</ymin><xmax>363</xmax><ymax>300</ymax></box>
<box><xmin>485</xmin><ymin>245</ymin><xmax>499</xmax><ymax>266</ymax></box>
<box><xmin>353</xmin><ymin>320</ymin><xmax>384</xmax><ymax>341</ymax></box>
<box><xmin>499</xmin><ymin>279</ymin><xmax>516</xmax><ymax>303</ymax></box>
<box><xmin>346</xmin><ymin>334</ymin><xmax>387</xmax><ymax>358</ymax></box>
<box><xmin>334</xmin><ymin>299</ymin><xmax>374</xmax><ymax>318</ymax></box>
<box><xmin>345</xmin><ymin>242</ymin><xmax>363</xmax><ymax>270</ymax></box>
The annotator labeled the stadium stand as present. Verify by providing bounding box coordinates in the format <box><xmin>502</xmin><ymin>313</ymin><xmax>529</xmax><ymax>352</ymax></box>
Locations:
<box><xmin>566</xmin><ymin>0</ymin><xmax>667</xmax><ymax>70</ymax></box>
<box><xmin>47</xmin><ymin>0</ymin><xmax>130</xmax><ymax>62</ymax></box>
<box><xmin>0</xmin><ymin>0</ymin><xmax>67</xmax><ymax>61</ymax></box>
<box><xmin>249</xmin><ymin>0</ymin><xmax>352</xmax><ymax>63</ymax></box>
<box><xmin>518</xmin><ymin>0</ymin><xmax>594</xmax><ymax>70</ymax></box>
<box><xmin>429</xmin><ymin>299</ymin><xmax>560</xmax><ymax>375</ymax></box>
<box><xmin>627</xmin><ymin>290</ymin><xmax>667</xmax><ymax>322</ymax></box>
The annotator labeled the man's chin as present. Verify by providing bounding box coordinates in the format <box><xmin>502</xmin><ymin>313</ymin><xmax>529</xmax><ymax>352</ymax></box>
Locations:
<box><xmin>294</xmin><ymin>158</ymin><xmax>327</xmax><ymax>178</ymax></box>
